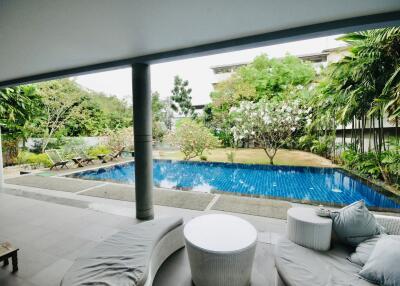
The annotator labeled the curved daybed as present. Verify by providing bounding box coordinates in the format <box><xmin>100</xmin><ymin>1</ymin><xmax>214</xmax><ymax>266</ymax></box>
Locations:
<box><xmin>61</xmin><ymin>216</ymin><xmax>184</xmax><ymax>286</ymax></box>
<box><xmin>275</xmin><ymin>214</ymin><xmax>400</xmax><ymax>286</ymax></box>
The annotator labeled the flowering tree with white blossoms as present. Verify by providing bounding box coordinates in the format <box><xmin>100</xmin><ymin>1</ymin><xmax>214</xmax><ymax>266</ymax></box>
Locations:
<box><xmin>230</xmin><ymin>99</ymin><xmax>311</xmax><ymax>164</ymax></box>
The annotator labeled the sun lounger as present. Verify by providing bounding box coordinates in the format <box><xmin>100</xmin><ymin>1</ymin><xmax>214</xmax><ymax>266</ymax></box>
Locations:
<box><xmin>45</xmin><ymin>149</ymin><xmax>70</xmax><ymax>170</ymax></box>
<box><xmin>74</xmin><ymin>148</ymin><xmax>95</xmax><ymax>164</ymax></box>
<box><xmin>71</xmin><ymin>157</ymin><xmax>85</xmax><ymax>168</ymax></box>
<box><xmin>106</xmin><ymin>147</ymin><xmax>125</xmax><ymax>162</ymax></box>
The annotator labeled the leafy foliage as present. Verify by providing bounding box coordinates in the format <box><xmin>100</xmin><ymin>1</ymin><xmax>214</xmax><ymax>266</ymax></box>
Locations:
<box><xmin>341</xmin><ymin>143</ymin><xmax>400</xmax><ymax>187</ymax></box>
<box><xmin>152</xmin><ymin>92</ymin><xmax>170</xmax><ymax>142</ymax></box>
<box><xmin>204</xmin><ymin>54</ymin><xmax>315</xmax><ymax>145</ymax></box>
<box><xmin>230</xmin><ymin>99</ymin><xmax>310</xmax><ymax>164</ymax></box>
<box><xmin>88</xmin><ymin>145</ymin><xmax>112</xmax><ymax>157</ymax></box>
<box><xmin>105</xmin><ymin>127</ymin><xmax>134</xmax><ymax>151</ymax></box>
<box><xmin>170</xmin><ymin>76</ymin><xmax>194</xmax><ymax>116</ymax></box>
<box><xmin>0</xmin><ymin>85</ymin><xmax>42</xmax><ymax>141</ymax></box>
<box><xmin>34</xmin><ymin>79</ymin><xmax>91</xmax><ymax>151</ymax></box>
<box><xmin>33</xmin><ymin>79</ymin><xmax>132</xmax><ymax>151</ymax></box>
<box><xmin>17</xmin><ymin>151</ymin><xmax>52</xmax><ymax>168</ymax></box>
<box><xmin>308</xmin><ymin>28</ymin><xmax>400</xmax><ymax>156</ymax></box>
<box><xmin>167</xmin><ymin>119</ymin><xmax>219</xmax><ymax>160</ymax></box>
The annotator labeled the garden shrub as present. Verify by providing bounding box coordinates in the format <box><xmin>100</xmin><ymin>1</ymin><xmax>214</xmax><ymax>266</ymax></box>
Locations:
<box><xmin>88</xmin><ymin>145</ymin><xmax>112</xmax><ymax>157</ymax></box>
<box><xmin>166</xmin><ymin>119</ymin><xmax>219</xmax><ymax>160</ymax></box>
<box><xmin>381</xmin><ymin>148</ymin><xmax>400</xmax><ymax>186</ymax></box>
<box><xmin>200</xmin><ymin>155</ymin><xmax>207</xmax><ymax>161</ymax></box>
<box><xmin>356</xmin><ymin>152</ymin><xmax>382</xmax><ymax>179</ymax></box>
<box><xmin>310</xmin><ymin>136</ymin><xmax>335</xmax><ymax>157</ymax></box>
<box><xmin>226</xmin><ymin>151</ymin><xmax>235</xmax><ymax>163</ymax></box>
<box><xmin>17</xmin><ymin>151</ymin><xmax>52</xmax><ymax>168</ymax></box>
<box><xmin>341</xmin><ymin>146</ymin><xmax>400</xmax><ymax>188</ymax></box>
<box><xmin>298</xmin><ymin>134</ymin><xmax>316</xmax><ymax>151</ymax></box>
<box><xmin>106</xmin><ymin>127</ymin><xmax>134</xmax><ymax>151</ymax></box>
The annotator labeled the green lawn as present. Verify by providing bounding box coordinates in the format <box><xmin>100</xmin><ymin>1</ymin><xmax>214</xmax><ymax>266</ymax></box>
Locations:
<box><xmin>156</xmin><ymin>148</ymin><xmax>334</xmax><ymax>168</ymax></box>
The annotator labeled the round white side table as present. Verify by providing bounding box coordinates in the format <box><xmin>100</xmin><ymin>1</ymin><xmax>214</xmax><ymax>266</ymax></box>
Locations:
<box><xmin>287</xmin><ymin>207</ymin><xmax>332</xmax><ymax>251</ymax></box>
<box><xmin>184</xmin><ymin>214</ymin><xmax>257</xmax><ymax>286</ymax></box>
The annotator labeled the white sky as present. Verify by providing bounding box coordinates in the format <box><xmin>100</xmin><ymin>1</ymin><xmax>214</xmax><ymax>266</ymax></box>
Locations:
<box><xmin>73</xmin><ymin>35</ymin><xmax>345</xmax><ymax>105</ymax></box>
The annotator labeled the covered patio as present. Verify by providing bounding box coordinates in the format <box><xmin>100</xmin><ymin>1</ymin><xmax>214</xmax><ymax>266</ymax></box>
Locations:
<box><xmin>1</xmin><ymin>1</ymin><xmax>400</xmax><ymax>285</ymax></box>
<box><xmin>1</xmin><ymin>1</ymin><xmax>400</xmax><ymax>220</ymax></box>
<box><xmin>0</xmin><ymin>183</ymin><xmax>285</xmax><ymax>286</ymax></box>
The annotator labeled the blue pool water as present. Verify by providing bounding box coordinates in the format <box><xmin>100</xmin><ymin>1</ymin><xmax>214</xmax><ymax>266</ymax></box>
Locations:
<box><xmin>69</xmin><ymin>160</ymin><xmax>400</xmax><ymax>210</ymax></box>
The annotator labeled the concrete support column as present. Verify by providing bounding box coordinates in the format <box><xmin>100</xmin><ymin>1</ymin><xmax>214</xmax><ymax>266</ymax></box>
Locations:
<box><xmin>132</xmin><ymin>63</ymin><xmax>154</xmax><ymax>220</ymax></box>
<box><xmin>0</xmin><ymin>127</ymin><xmax>3</xmax><ymax>190</ymax></box>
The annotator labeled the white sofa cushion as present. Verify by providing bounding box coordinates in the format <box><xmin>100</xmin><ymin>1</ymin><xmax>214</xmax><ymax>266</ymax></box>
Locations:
<box><xmin>275</xmin><ymin>237</ymin><xmax>374</xmax><ymax>286</ymax></box>
<box><xmin>359</xmin><ymin>235</ymin><xmax>400</xmax><ymax>286</ymax></box>
<box><xmin>348</xmin><ymin>235</ymin><xmax>383</xmax><ymax>266</ymax></box>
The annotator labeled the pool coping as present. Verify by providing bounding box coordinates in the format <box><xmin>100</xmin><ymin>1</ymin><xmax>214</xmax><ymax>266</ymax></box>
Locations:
<box><xmin>61</xmin><ymin>158</ymin><xmax>400</xmax><ymax>213</ymax></box>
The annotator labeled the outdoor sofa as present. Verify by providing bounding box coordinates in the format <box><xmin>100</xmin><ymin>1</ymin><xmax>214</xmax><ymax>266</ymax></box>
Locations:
<box><xmin>275</xmin><ymin>212</ymin><xmax>400</xmax><ymax>286</ymax></box>
<box><xmin>61</xmin><ymin>216</ymin><xmax>184</xmax><ymax>286</ymax></box>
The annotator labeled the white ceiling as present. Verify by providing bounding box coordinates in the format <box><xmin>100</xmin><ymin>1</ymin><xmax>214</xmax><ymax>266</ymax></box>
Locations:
<box><xmin>0</xmin><ymin>0</ymin><xmax>399</xmax><ymax>85</ymax></box>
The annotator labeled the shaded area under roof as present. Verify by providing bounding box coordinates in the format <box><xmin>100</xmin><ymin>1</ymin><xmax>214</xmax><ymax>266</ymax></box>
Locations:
<box><xmin>0</xmin><ymin>1</ymin><xmax>400</xmax><ymax>87</ymax></box>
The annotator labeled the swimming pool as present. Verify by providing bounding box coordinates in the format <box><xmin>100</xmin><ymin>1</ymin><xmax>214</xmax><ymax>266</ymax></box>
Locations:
<box><xmin>68</xmin><ymin>159</ymin><xmax>400</xmax><ymax>211</ymax></box>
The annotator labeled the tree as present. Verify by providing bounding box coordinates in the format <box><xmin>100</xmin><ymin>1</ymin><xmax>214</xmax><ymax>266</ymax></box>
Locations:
<box><xmin>152</xmin><ymin>92</ymin><xmax>168</xmax><ymax>142</ymax></box>
<box><xmin>310</xmin><ymin>28</ymin><xmax>400</xmax><ymax>155</ymax></box>
<box><xmin>35</xmin><ymin>79</ymin><xmax>89</xmax><ymax>152</ymax></box>
<box><xmin>230</xmin><ymin>99</ymin><xmax>310</xmax><ymax>164</ymax></box>
<box><xmin>106</xmin><ymin>127</ymin><xmax>134</xmax><ymax>151</ymax></box>
<box><xmin>170</xmin><ymin>76</ymin><xmax>194</xmax><ymax>116</ymax></box>
<box><xmin>167</xmin><ymin>119</ymin><xmax>219</xmax><ymax>160</ymax></box>
<box><xmin>90</xmin><ymin>92</ymin><xmax>132</xmax><ymax>130</ymax></box>
<box><xmin>0</xmin><ymin>85</ymin><xmax>42</xmax><ymax>164</ymax></box>
<box><xmin>64</xmin><ymin>99</ymin><xmax>108</xmax><ymax>136</ymax></box>
<box><xmin>0</xmin><ymin>85</ymin><xmax>42</xmax><ymax>142</ymax></box>
<box><xmin>238</xmin><ymin>54</ymin><xmax>315</xmax><ymax>100</ymax></box>
<box><xmin>206</xmin><ymin>54</ymin><xmax>316</xmax><ymax>146</ymax></box>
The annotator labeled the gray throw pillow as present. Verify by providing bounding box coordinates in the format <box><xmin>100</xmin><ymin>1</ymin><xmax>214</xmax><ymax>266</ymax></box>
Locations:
<box><xmin>348</xmin><ymin>235</ymin><xmax>385</xmax><ymax>266</ymax></box>
<box><xmin>330</xmin><ymin>200</ymin><xmax>383</xmax><ymax>246</ymax></box>
<box><xmin>359</xmin><ymin>235</ymin><xmax>400</xmax><ymax>286</ymax></box>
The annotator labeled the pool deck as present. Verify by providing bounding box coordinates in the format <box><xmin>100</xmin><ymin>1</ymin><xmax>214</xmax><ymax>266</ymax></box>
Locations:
<box><xmin>5</xmin><ymin>158</ymin><xmax>294</xmax><ymax>219</ymax></box>
<box><xmin>0</xmin><ymin>158</ymin><xmax>291</xmax><ymax>285</ymax></box>
<box><xmin>2</xmin><ymin>158</ymin><xmax>399</xmax><ymax>285</ymax></box>
<box><xmin>5</xmin><ymin>157</ymin><xmax>399</xmax><ymax>217</ymax></box>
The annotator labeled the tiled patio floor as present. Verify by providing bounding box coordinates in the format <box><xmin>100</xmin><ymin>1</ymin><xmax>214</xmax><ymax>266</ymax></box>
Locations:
<box><xmin>0</xmin><ymin>185</ymin><xmax>286</xmax><ymax>286</ymax></box>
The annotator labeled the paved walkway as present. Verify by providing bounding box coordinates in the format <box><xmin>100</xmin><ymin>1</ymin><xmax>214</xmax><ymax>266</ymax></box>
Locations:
<box><xmin>5</xmin><ymin>172</ymin><xmax>291</xmax><ymax>219</ymax></box>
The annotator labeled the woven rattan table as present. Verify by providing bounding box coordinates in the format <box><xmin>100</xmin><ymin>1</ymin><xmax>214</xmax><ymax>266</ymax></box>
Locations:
<box><xmin>184</xmin><ymin>214</ymin><xmax>257</xmax><ymax>286</ymax></box>
<box><xmin>287</xmin><ymin>207</ymin><xmax>332</xmax><ymax>251</ymax></box>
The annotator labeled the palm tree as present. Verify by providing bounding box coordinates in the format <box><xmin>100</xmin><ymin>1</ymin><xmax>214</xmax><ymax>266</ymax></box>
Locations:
<box><xmin>314</xmin><ymin>28</ymin><xmax>400</xmax><ymax>154</ymax></box>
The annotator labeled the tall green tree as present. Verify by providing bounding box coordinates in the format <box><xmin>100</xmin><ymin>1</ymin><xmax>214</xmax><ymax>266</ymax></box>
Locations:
<box><xmin>166</xmin><ymin>119</ymin><xmax>219</xmax><ymax>160</ymax></box>
<box><xmin>206</xmin><ymin>54</ymin><xmax>316</xmax><ymax>146</ymax></box>
<box><xmin>152</xmin><ymin>91</ymin><xmax>168</xmax><ymax>142</ymax></box>
<box><xmin>0</xmin><ymin>85</ymin><xmax>42</xmax><ymax>141</ymax></box>
<box><xmin>90</xmin><ymin>92</ymin><xmax>132</xmax><ymax>130</ymax></box>
<box><xmin>35</xmin><ymin>79</ymin><xmax>89</xmax><ymax>151</ymax></box>
<box><xmin>311</xmin><ymin>28</ymin><xmax>400</xmax><ymax>154</ymax></box>
<box><xmin>0</xmin><ymin>85</ymin><xmax>42</xmax><ymax>164</ymax></box>
<box><xmin>170</xmin><ymin>76</ymin><xmax>194</xmax><ymax>116</ymax></box>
